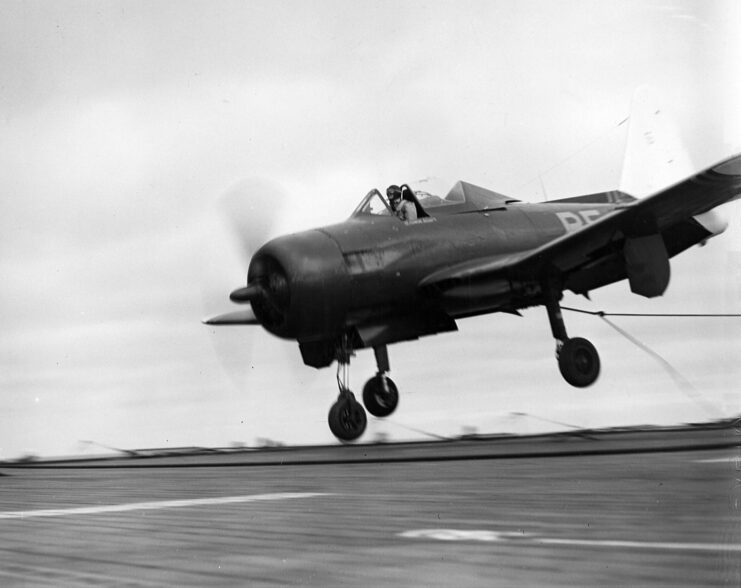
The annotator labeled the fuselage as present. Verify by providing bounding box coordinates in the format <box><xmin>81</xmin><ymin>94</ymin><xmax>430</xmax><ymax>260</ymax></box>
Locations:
<box><xmin>241</xmin><ymin>183</ymin><xmax>716</xmax><ymax>369</ymax></box>
<box><xmin>321</xmin><ymin>202</ymin><xmax>609</xmax><ymax>317</ymax></box>
<box><xmin>249</xmin><ymin>201</ymin><xmax>617</xmax><ymax>338</ymax></box>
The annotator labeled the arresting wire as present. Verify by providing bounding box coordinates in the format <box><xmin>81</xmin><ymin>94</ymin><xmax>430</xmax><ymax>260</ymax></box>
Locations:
<box><xmin>562</xmin><ymin>307</ymin><xmax>741</xmax><ymax>318</ymax></box>
<box><xmin>562</xmin><ymin>306</ymin><xmax>728</xmax><ymax>417</ymax></box>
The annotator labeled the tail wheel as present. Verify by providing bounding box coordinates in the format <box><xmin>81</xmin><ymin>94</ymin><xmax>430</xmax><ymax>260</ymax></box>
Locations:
<box><xmin>558</xmin><ymin>337</ymin><xmax>600</xmax><ymax>387</ymax></box>
<box><xmin>362</xmin><ymin>375</ymin><xmax>399</xmax><ymax>418</ymax></box>
<box><xmin>328</xmin><ymin>393</ymin><xmax>367</xmax><ymax>442</ymax></box>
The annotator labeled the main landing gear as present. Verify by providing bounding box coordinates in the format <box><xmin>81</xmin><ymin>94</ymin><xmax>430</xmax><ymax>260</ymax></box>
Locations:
<box><xmin>545</xmin><ymin>292</ymin><xmax>600</xmax><ymax>387</ymax></box>
<box><xmin>327</xmin><ymin>339</ymin><xmax>399</xmax><ymax>442</ymax></box>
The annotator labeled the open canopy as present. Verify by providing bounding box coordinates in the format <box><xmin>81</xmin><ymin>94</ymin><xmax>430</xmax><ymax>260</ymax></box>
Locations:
<box><xmin>352</xmin><ymin>182</ymin><xmax>521</xmax><ymax>218</ymax></box>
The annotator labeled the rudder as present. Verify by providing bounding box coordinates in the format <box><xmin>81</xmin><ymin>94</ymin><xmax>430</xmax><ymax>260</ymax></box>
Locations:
<box><xmin>619</xmin><ymin>86</ymin><xmax>695</xmax><ymax>198</ymax></box>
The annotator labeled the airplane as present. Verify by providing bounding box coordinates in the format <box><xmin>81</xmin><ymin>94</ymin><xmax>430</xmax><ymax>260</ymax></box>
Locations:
<box><xmin>205</xmin><ymin>93</ymin><xmax>741</xmax><ymax>442</ymax></box>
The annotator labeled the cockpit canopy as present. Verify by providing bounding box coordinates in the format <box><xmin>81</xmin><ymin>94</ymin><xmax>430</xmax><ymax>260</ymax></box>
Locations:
<box><xmin>352</xmin><ymin>181</ymin><xmax>520</xmax><ymax>218</ymax></box>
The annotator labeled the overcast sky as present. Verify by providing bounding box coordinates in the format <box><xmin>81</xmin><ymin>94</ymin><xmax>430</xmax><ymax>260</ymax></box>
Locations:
<box><xmin>1</xmin><ymin>0</ymin><xmax>739</xmax><ymax>458</ymax></box>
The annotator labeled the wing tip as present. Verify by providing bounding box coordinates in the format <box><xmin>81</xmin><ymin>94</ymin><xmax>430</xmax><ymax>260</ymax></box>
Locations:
<box><xmin>712</xmin><ymin>153</ymin><xmax>741</xmax><ymax>176</ymax></box>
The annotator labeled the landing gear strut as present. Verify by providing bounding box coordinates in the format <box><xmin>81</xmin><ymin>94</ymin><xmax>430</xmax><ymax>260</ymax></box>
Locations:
<box><xmin>545</xmin><ymin>291</ymin><xmax>600</xmax><ymax>387</ymax></box>
<box><xmin>326</xmin><ymin>339</ymin><xmax>400</xmax><ymax>442</ymax></box>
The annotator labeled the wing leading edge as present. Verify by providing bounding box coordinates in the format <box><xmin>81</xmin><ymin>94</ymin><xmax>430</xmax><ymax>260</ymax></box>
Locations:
<box><xmin>420</xmin><ymin>153</ymin><xmax>741</xmax><ymax>301</ymax></box>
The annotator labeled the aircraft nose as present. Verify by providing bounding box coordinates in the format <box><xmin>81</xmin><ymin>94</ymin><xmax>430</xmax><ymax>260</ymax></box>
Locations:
<box><xmin>247</xmin><ymin>230</ymin><xmax>350</xmax><ymax>339</ymax></box>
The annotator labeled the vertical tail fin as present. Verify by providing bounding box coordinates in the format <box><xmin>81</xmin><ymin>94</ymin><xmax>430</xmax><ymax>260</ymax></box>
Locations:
<box><xmin>620</xmin><ymin>86</ymin><xmax>730</xmax><ymax>236</ymax></box>
<box><xmin>619</xmin><ymin>86</ymin><xmax>695</xmax><ymax>198</ymax></box>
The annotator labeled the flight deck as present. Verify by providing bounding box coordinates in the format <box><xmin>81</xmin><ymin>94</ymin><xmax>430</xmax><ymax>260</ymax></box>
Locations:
<box><xmin>0</xmin><ymin>421</ymin><xmax>738</xmax><ymax>587</ymax></box>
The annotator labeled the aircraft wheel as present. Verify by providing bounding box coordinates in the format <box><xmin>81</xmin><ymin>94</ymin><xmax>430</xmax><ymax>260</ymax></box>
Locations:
<box><xmin>328</xmin><ymin>393</ymin><xmax>367</xmax><ymax>442</ymax></box>
<box><xmin>362</xmin><ymin>375</ymin><xmax>399</xmax><ymax>418</ymax></box>
<box><xmin>558</xmin><ymin>337</ymin><xmax>600</xmax><ymax>387</ymax></box>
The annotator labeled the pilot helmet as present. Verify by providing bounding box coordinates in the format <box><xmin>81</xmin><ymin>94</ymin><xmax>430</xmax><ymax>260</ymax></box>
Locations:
<box><xmin>386</xmin><ymin>184</ymin><xmax>402</xmax><ymax>202</ymax></box>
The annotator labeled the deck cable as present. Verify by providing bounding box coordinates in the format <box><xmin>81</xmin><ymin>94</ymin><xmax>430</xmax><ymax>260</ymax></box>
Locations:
<box><xmin>562</xmin><ymin>306</ymin><xmax>727</xmax><ymax>417</ymax></box>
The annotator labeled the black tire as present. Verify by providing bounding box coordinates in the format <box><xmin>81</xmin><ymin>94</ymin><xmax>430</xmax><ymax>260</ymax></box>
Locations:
<box><xmin>558</xmin><ymin>337</ymin><xmax>600</xmax><ymax>387</ymax></box>
<box><xmin>362</xmin><ymin>375</ymin><xmax>399</xmax><ymax>418</ymax></box>
<box><xmin>328</xmin><ymin>394</ymin><xmax>367</xmax><ymax>442</ymax></box>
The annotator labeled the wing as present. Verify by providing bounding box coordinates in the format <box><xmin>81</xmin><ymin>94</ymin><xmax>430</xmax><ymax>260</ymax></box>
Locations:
<box><xmin>420</xmin><ymin>154</ymin><xmax>741</xmax><ymax>301</ymax></box>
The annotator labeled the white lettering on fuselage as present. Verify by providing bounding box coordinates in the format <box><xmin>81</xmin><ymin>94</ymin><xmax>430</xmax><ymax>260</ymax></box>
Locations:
<box><xmin>556</xmin><ymin>209</ymin><xmax>603</xmax><ymax>232</ymax></box>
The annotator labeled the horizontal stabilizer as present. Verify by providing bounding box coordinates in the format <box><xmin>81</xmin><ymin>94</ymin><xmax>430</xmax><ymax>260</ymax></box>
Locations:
<box><xmin>202</xmin><ymin>308</ymin><xmax>259</xmax><ymax>326</ymax></box>
<box><xmin>547</xmin><ymin>190</ymin><xmax>636</xmax><ymax>205</ymax></box>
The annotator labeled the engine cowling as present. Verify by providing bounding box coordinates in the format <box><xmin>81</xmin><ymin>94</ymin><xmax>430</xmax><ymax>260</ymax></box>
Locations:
<box><xmin>246</xmin><ymin>230</ymin><xmax>351</xmax><ymax>340</ymax></box>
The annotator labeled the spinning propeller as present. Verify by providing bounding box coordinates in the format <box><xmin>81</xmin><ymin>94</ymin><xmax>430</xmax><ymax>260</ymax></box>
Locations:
<box><xmin>203</xmin><ymin>178</ymin><xmax>289</xmax><ymax>327</ymax></box>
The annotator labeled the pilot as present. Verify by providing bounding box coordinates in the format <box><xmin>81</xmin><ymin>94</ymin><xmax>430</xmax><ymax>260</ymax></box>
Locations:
<box><xmin>387</xmin><ymin>184</ymin><xmax>418</xmax><ymax>222</ymax></box>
